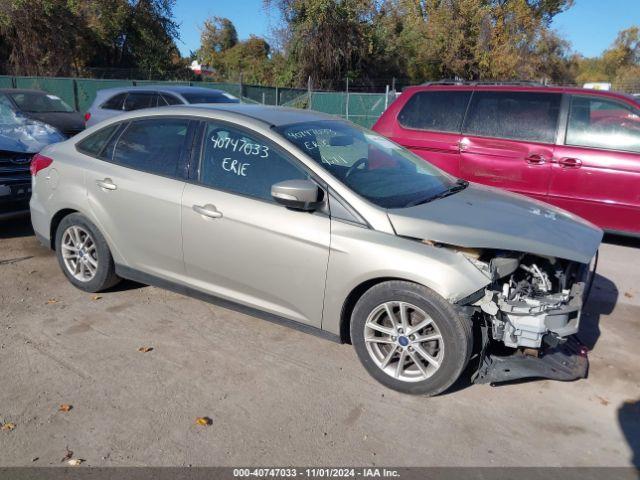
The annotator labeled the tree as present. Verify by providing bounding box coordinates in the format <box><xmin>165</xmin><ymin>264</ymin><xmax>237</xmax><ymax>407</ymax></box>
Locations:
<box><xmin>0</xmin><ymin>0</ymin><xmax>183</xmax><ymax>78</ymax></box>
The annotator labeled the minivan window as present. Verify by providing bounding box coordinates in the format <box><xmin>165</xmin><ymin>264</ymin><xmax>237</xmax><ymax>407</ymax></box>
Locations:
<box><xmin>110</xmin><ymin>118</ymin><xmax>190</xmax><ymax>177</ymax></box>
<box><xmin>123</xmin><ymin>93</ymin><xmax>157</xmax><ymax>111</ymax></box>
<box><xmin>398</xmin><ymin>91</ymin><xmax>472</xmax><ymax>133</ymax></box>
<box><xmin>566</xmin><ymin>95</ymin><xmax>640</xmax><ymax>153</ymax></box>
<box><xmin>76</xmin><ymin>124</ymin><xmax>119</xmax><ymax>157</ymax></box>
<box><xmin>200</xmin><ymin>122</ymin><xmax>308</xmax><ymax>201</ymax></box>
<box><xmin>101</xmin><ymin>93</ymin><xmax>127</xmax><ymax>110</ymax></box>
<box><xmin>276</xmin><ymin>120</ymin><xmax>458</xmax><ymax>209</ymax></box>
<box><xmin>463</xmin><ymin>91</ymin><xmax>561</xmax><ymax>144</ymax></box>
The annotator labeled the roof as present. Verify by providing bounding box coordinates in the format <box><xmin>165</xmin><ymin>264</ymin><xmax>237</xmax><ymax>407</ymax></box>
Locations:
<box><xmin>404</xmin><ymin>83</ymin><xmax>640</xmax><ymax>105</ymax></box>
<box><xmin>185</xmin><ymin>104</ymin><xmax>337</xmax><ymax>126</ymax></box>
<box><xmin>93</xmin><ymin>85</ymin><xmax>229</xmax><ymax>96</ymax></box>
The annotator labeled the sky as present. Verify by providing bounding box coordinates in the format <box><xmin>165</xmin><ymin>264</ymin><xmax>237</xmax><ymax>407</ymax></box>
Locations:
<box><xmin>174</xmin><ymin>0</ymin><xmax>640</xmax><ymax>58</ymax></box>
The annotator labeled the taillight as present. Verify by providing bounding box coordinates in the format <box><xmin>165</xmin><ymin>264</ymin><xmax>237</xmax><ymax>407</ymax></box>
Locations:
<box><xmin>30</xmin><ymin>154</ymin><xmax>53</xmax><ymax>176</ymax></box>
<box><xmin>84</xmin><ymin>112</ymin><xmax>91</xmax><ymax>122</ymax></box>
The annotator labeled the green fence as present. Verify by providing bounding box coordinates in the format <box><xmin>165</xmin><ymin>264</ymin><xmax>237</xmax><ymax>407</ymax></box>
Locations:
<box><xmin>0</xmin><ymin>75</ymin><xmax>393</xmax><ymax>127</ymax></box>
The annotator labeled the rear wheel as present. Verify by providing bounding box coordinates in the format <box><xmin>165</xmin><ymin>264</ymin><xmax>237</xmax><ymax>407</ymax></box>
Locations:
<box><xmin>350</xmin><ymin>281</ymin><xmax>472</xmax><ymax>396</ymax></box>
<box><xmin>55</xmin><ymin>213</ymin><xmax>120</xmax><ymax>292</ymax></box>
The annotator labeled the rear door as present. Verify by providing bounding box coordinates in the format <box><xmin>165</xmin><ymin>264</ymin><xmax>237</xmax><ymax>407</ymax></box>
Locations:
<box><xmin>385</xmin><ymin>89</ymin><xmax>471</xmax><ymax>176</ymax></box>
<box><xmin>83</xmin><ymin>117</ymin><xmax>194</xmax><ymax>278</ymax></box>
<box><xmin>459</xmin><ymin>90</ymin><xmax>561</xmax><ymax>201</ymax></box>
<box><xmin>549</xmin><ymin>94</ymin><xmax>640</xmax><ymax>234</ymax></box>
<box><xmin>123</xmin><ymin>92</ymin><xmax>158</xmax><ymax>112</ymax></box>
<box><xmin>181</xmin><ymin>121</ymin><xmax>331</xmax><ymax>327</ymax></box>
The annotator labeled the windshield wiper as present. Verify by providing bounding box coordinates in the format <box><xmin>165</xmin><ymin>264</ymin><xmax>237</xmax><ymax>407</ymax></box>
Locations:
<box><xmin>405</xmin><ymin>179</ymin><xmax>469</xmax><ymax>207</ymax></box>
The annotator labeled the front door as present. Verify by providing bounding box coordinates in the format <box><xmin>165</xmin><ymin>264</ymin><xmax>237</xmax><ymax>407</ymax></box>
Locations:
<box><xmin>84</xmin><ymin>117</ymin><xmax>193</xmax><ymax>277</ymax></box>
<box><xmin>548</xmin><ymin>94</ymin><xmax>640</xmax><ymax>233</ymax></box>
<box><xmin>458</xmin><ymin>90</ymin><xmax>561</xmax><ymax>202</ymax></box>
<box><xmin>181</xmin><ymin>121</ymin><xmax>331</xmax><ymax>327</ymax></box>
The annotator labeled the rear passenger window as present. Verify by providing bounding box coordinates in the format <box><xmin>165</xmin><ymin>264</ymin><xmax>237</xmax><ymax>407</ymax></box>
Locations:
<box><xmin>123</xmin><ymin>93</ymin><xmax>157</xmax><ymax>111</ymax></box>
<box><xmin>463</xmin><ymin>91</ymin><xmax>561</xmax><ymax>143</ymax></box>
<box><xmin>76</xmin><ymin>124</ymin><xmax>119</xmax><ymax>156</ymax></box>
<box><xmin>101</xmin><ymin>93</ymin><xmax>126</xmax><ymax>110</ymax></box>
<box><xmin>110</xmin><ymin>118</ymin><xmax>190</xmax><ymax>177</ymax></box>
<box><xmin>199</xmin><ymin>122</ymin><xmax>308</xmax><ymax>201</ymax></box>
<box><xmin>398</xmin><ymin>91</ymin><xmax>471</xmax><ymax>133</ymax></box>
<box><xmin>566</xmin><ymin>96</ymin><xmax>640</xmax><ymax>153</ymax></box>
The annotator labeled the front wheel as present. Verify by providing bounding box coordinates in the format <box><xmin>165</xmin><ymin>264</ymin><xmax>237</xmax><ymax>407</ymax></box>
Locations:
<box><xmin>350</xmin><ymin>281</ymin><xmax>472</xmax><ymax>396</ymax></box>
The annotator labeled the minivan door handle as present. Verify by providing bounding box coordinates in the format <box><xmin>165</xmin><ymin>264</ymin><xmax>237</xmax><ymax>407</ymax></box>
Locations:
<box><xmin>193</xmin><ymin>204</ymin><xmax>223</xmax><ymax>219</ymax></box>
<box><xmin>96</xmin><ymin>178</ymin><xmax>117</xmax><ymax>190</ymax></box>
<box><xmin>525</xmin><ymin>154</ymin><xmax>547</xmax><ymax>165</ymax></box>
<box><xmin>557</xmin><ymin>157</ymin><xmax>582</xmax><ymax>168</ymax></box>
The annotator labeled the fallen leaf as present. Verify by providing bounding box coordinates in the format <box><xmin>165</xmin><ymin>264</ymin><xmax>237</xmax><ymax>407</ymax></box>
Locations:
<box><xmin>46</xmin><ymin>298</ymin><xmax>59</xmax><ymax>305</ymax></box>
<box><xmin>1</xmin><ymin>422</ymin><xmax>15</xmax><ymax>431</ymax></box>
<box><xmin>59</xmin><ymin>404</ymin><xmax>73</xmax><ymax>412</ymax></box>
<box><xmin>624</xmin><ymin>292</ymin><xmax>633</xmax><ymax>298</ymax></box>
<box><xmin>596</xmin><ymin>395</ymin><xmax>610</xmax><ymax>406</ymax></box>
<box><xmin>91</xmin><ymin>295</ymin><xmax>102</xmax><ymax>301</ymax></box>
<box><xmin>61</xmin><ymin>447</ymin><xmax>73</xmax><ymax>463</ymax></box>
<box><xmin>138</xmin><ymin>346</ymin><xmax>153</xmax><ymax>353</ymax></box>
<box><xmin>67</xmin><ymin>459</ymin><xmax>84</xmax><ymax>466</ymax></box>
<box><xmin>195</xmin><ymin>416</ymin><xmax>212</xmax><ymax>426</ymax></box>
<box><xmin>31</xmin><ymin>457</ymin><xmax>39</xmax><ymax>462</ymax></box>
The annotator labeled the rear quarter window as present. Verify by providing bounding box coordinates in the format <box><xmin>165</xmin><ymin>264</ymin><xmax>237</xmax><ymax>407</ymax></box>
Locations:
<box><xmin>398</xmin><ymin>91</ymin><xmax>472</xmax><ymax>133</ymax></box>
<box><xmin>76</xmin><ymin>124</ymin><xmax>120</xmax><ymax>157</ymax></box>
<box><xmin>101</xmin><ymin>93</ymin><xmax>127</xmax><ymax>111</ymax></box>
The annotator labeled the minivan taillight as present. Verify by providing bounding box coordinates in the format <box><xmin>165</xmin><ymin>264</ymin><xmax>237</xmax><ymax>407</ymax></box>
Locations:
<box><xmin>84</xmin><ymin>112</ymin><xmax>91</xmax><ymax>122</ymax></box>
<box><xmin>30</xmin><ymin>154</ymin><xmax>53</xmax><ymax>176</ymax></box>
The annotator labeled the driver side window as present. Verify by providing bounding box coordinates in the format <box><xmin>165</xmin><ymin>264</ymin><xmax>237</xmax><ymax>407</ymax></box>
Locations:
<box><xmin>199</xmin><ymin>122</ymin><xmax>308</xmax><ymax>201</ymax></box>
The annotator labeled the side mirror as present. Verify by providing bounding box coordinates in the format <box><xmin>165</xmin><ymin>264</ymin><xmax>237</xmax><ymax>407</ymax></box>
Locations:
<box><xmin>271</xmin><ymin>179</ymin><xmax>324</xmax><ymax>211</ymax></box>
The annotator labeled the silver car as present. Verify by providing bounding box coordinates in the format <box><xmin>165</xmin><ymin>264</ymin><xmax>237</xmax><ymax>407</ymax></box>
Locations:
<box><xmin>84</xmin><ymin>86</ymin><xmax>240</xmax><ymax>127</ymax></box>
<box><xmin>30</xmin><ymin>105</ymin><xmax>602</xmax><ymax>395</ymax></box>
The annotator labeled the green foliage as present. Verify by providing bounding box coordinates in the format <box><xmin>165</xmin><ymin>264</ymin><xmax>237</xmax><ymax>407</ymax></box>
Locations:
<box><xmin>0</xmin><ymin>0</ymin><xmax>184</xmax><ymax>77</ymax></box>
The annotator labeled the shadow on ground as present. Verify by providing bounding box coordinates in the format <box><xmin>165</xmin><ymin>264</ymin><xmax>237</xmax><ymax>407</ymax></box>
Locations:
<box><xmin>619</xmin><ymin>400</ymin><xmax>640</xmax><ymax>467</ymax></box>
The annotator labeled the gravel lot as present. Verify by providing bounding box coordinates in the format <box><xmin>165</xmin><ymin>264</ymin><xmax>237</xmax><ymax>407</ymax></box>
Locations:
<box><xmin>1</xmin><ymin>216</ymin><xmax>639</xmax><ymax>467</ymax></box>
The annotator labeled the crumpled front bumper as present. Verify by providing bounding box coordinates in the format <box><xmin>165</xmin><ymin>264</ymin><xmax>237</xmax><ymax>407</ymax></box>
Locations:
<box><xmin>473</xmin><ymin>336</ymin><xmax>589</xmax><ymax>385</ymax></box>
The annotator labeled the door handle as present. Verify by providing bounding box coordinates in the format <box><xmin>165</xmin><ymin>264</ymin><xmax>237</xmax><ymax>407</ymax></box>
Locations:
<box><xmin>557</xmin><ymin>157</ymin><xmax>582</xmax><ymax>168</ymax></box>
<box><xmin>193</xmin><ymin>204</ymin><xmax>223</xmax><ymax>219</ymax></box>
<box><xmin>96</xmin><ymin>178</ymin><xmax>117</xmax><ymax>190</ymax></box>
<box><xmin>525</xmin><ymin>154</ymin><xmax>547</xmax><ymax>165</ymax></box>
<box><xmin>458</xmin><ymin>138</ymin><xmax>470</xmax><ymax>152</ymax></box>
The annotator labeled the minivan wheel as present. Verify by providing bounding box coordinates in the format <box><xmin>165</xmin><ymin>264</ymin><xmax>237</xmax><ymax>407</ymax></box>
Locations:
<box><xmin>55</xmin><ymin>213</ymin><xmax>120</xmax><ymax>292</ymax></box>
<box><xmin>350</xmin><ymin>281</ymin><xmax>472</xmax><ymax>396</ymax></box>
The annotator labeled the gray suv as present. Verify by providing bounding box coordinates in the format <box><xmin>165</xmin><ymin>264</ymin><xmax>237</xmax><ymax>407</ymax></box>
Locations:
<box><xmin>29</xmin><ymin>105</ymin><xmax>602</xmax><ymax>395</ymax></box>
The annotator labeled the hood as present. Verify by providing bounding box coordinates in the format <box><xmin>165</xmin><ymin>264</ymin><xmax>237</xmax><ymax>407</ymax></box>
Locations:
<box><xmin>387</xmin><ymin>183</ymin><xmax>602</xmax><ymax>264</ymax></box>
<box><xmin>0</xmin><ymin>113</ymin><xmax>65</xmax><ymax>153</ymax></box>
<box><xmin>23</xmin><ymin>111</ymin><xmax>84</xmax><ymax>136</ymax></box>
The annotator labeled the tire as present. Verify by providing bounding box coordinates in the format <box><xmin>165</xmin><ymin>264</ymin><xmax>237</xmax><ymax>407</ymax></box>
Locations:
<box><xmin>350</xmin><ymin>280</ymin><xmax>472</xmax><ymax>396</ymax></box>
<box><xmin>55</xmin><ymin>213</ymin><xmax>120</xmax><ymax>292</ymax></box>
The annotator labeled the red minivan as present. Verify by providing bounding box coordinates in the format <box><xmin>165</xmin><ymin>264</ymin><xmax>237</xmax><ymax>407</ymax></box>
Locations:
<box><xmin>373</xmin><ymin>83</ymin><xmax>640</xmax><ymax>236</ymax></box>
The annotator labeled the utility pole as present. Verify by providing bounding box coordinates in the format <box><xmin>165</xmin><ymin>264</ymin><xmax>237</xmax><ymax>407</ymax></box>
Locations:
<box><xmin>345</xmin><ymin>77</ymin><xmax>350</xmax><ymax>121</ymax></box>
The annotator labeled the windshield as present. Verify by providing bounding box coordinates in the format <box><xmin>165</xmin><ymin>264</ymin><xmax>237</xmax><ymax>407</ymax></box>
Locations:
<box><xmin>182</xmin><ymin>91</ymin><xmax>240</xmax><ymax>104</ymax></box>
<box><xmin>9</xmin><ymin>92</ymin><xmax>74</xmax><ymax>113</ymax></box>
<box><xmin>275</xmin><ymin>120</ymin><xmax>457</xmax><ymax>208</ymax></box>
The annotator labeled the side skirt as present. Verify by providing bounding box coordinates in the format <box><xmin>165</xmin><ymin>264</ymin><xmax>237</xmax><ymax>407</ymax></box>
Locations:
<box><xmin>114</xmin><ymin>264</ymin><xmax>342</xmax><ymax>344</ymax></box>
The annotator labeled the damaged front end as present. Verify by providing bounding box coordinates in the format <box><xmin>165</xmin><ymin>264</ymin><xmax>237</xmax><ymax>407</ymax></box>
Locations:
<box><xmin>456</xmin><ymin>248</ymin><xmax>595</xmax><ymax>385</ymax></box>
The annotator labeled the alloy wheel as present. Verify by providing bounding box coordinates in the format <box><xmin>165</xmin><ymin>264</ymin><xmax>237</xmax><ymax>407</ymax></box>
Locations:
<box><xmin>364</xmin><ymin>301</ymin><xmax>444</xmax><ymax>382</ymax></box>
